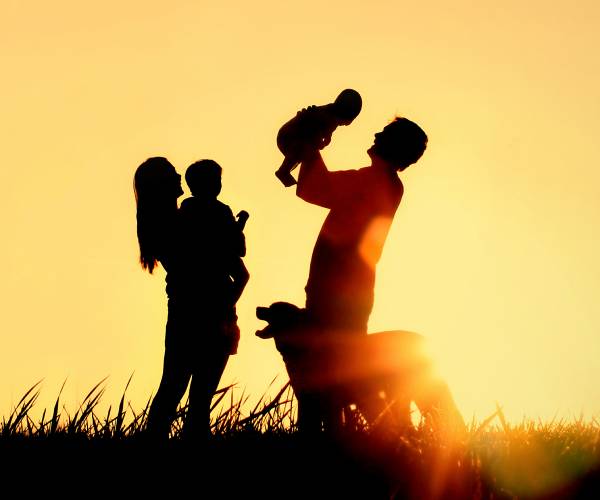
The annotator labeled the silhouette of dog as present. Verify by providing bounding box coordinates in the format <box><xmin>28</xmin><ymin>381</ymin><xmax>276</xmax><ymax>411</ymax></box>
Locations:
<box><xmin>256</xmin><ymin>302</ymin><xmax>464</xmax><ymax>434</ymax></box>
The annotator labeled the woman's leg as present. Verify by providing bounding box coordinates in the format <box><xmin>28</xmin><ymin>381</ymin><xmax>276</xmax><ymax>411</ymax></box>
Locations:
<box><xmin>147</xmin><ymin>302</ymin><xmax>193</xmax><ymax>439</ymax></box>
<box><xmin>185</xmin><ymin>341</ymin><xmax>230</xmax><ymax>439</ymax></box>
<box><xmin>146</xmin><ymin>343</ymin><xmax>192</xmax><ymax>439</ymax></box>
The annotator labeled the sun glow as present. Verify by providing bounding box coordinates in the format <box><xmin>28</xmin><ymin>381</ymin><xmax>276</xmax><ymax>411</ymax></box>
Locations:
<box><xmin>358</xmin><ymin>216</ymin><xmax>393</xmax><ymax>269</ymax></box>
<box><xmin>1</xmin><ymin>1</ymin><xmax>600</xmax><ymax>426</ymax></box>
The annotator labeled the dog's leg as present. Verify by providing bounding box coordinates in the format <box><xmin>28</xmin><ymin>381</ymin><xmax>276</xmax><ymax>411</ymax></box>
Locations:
<box><xmin>321</xmin><ymin>391</ymin><xmax>345</xmax><ymax>435</ymax></box>
<box><xmin>356</xmin><ymin>378</ymin><xmax>413</xmax><ymax>432</ymax></box>
<box><xmin>296</xmin><ymin>391</ymin><xmax>324</xmax><ymax>433</ymax></box>
<box><xmin>414</xmin><ymin>376</ymin><xmax>465</xmax><ymax>436</ymax></box>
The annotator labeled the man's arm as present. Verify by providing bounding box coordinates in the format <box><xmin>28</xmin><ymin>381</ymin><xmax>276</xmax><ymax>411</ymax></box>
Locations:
<box><xmin>296</xmin><ymin>150</ymin><xmax>360</xmax><ymax>209</ymax></box>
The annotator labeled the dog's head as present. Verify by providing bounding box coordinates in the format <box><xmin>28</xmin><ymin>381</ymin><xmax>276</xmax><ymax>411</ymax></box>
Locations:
<box><xmin>255</xmin><ymin>302</ymin><xmax>306</xmax><ymax>339</ymax></box>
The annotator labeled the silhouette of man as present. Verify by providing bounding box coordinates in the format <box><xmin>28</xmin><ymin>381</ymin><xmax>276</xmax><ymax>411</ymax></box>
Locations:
<box><xmin>297</xmin><ymin>117</ymin><xmax>428</xmax><ymax>334</ymax></box>
<box><xmin>294</xmin><ymin>116</ymin><xmax>428</xmax><ymax>430</ymax></box>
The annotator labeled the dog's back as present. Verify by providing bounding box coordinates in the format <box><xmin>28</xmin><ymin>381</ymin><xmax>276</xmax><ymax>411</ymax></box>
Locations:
<box><xmin>256</xmin><ymin>303</ymin><xmax>426</xmax><ymax>411</ymax></box>
<box><xmin>256</xmin><ymin>302</ymin><xmax>464</xmax><ymax>433</ymax></box>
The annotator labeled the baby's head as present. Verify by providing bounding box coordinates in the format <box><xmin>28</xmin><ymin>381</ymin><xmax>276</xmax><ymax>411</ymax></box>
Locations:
<box><xmin>185</xmin><ymin>159</ymin><xmax>222</xmax><ymax>199</ymax></box>
<box><xmin>332</xmin><ymin>89</ymin><xmax>362</xmax><ymax>125</ymax></box>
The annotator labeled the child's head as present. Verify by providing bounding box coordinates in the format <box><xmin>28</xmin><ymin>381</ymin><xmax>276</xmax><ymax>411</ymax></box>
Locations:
<box><xmin>332</xmin><ymin>89</ymin><xmax>362</xmax><ymax>125</ymax></box>
<box><xmin>369</xmin><ymin>117</ymin><xmax>428</xmax><ymax>171</ymax></box>
<box><xmin>185</xmin><ymin>159</ymin><xmax>222</xmax><ymax>199</ymax></box>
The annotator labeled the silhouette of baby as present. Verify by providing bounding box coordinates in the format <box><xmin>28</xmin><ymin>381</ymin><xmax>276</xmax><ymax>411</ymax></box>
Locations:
<box><xmin>275</xmin><ymin>89</ymin><xmax>362</xmax><ymax>187</ymax></box>
<box><xmin>180</xmin><ymin>159</ymin><xmax>249</xmax><ymax>354</ymax></box>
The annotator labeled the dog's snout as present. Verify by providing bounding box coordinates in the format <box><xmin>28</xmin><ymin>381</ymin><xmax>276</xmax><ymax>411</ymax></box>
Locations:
<box><xmin>256</xmin><ymin>306</ymin><xmax>270</xmax><ymax>321</ymax></box>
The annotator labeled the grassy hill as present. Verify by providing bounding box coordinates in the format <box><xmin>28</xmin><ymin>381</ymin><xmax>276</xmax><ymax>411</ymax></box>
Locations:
<box><xmin>1</xmin><ymin>381</ymin><xmax>599</xmax><ymax>499</ymax></box>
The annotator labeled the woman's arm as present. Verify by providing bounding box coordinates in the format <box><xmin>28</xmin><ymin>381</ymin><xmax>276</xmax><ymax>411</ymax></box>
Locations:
<box><xmin>229</xmin><ymin>257</ymin><xmax>249</xmax><ymax>306</ymax></box>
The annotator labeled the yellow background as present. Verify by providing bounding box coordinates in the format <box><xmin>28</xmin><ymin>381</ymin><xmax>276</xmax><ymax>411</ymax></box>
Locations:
<box><xmin>2</xmin><ymin>0</ymin><xmax>599</xmax><ymax>422</ymax></box>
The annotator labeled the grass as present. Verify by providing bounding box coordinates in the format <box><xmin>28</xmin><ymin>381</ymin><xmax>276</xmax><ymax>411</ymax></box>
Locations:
<box><xmin>1</xmin><ymin>380</ymin><xmax>599</xmax><ymax>499</ymax></box>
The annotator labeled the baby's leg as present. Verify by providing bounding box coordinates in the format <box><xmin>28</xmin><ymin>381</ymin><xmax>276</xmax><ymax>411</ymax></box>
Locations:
<box><xmin>276</xmin><ymin>156</ymin><xmax>300</xmax><ymax>187</ymax></box>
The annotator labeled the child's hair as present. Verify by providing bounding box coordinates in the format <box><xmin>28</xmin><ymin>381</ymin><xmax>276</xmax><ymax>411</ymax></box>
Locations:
<box><xmin>333</xmin><ymin>89</ymin><xmax>362</xmax><ymax>122</ymax></box>
<box><xmin>376</xmin><ymin>117</ymin><xmax>428</xmax><ymax>169</ymax></box>
<box><xmin>185</xmin><ymin>159</ymin><xmax>222</xmax><ymax>198</ymax></box>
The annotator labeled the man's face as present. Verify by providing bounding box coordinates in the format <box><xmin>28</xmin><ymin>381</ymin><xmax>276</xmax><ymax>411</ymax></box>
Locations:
<box><xmin>367</xmin><ymin>127</ymin><xmax>388</xmax><ymax>160</ymax></box>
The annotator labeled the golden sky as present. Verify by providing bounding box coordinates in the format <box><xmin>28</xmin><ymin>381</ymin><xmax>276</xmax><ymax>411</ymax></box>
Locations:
<box><xmin>1</xmin><ymin>0</ymin><xmax>599</xmax><ymax>422</ymax></box>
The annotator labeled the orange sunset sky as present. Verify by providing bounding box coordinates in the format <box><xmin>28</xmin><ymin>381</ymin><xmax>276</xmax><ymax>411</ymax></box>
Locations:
<box><xmin>1</xmin><ymin>0</ymin><xmax>599</xmax><ymax>422</ymax></box>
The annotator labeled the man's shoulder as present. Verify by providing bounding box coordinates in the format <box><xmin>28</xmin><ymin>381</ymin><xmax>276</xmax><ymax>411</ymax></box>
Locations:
<box><xmin>358</xmin><ymin>167</ymin><xmax>404</xmax><ymax>205</ymax></box>
<box><xmin>313</xmin><ymin>166</ymin><xmax>369</xmax><ymax>195</ymax></box>
<box><xmin>339</xmin><ymin>165</ymin><xmax>379</xmax><ymax>182</ymax></box>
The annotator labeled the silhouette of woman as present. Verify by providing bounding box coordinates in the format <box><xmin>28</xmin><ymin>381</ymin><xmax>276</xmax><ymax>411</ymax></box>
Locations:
<box><xmin>133</xmin><ymin>157</ymin><xmax>248</xmax><ymax>439</ymax></box>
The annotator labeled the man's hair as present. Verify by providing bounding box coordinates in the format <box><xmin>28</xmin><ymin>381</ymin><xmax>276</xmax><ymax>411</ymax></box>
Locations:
<box><xmin>376</xmin><ymin>117</ymin><xmax>428</xmax><ymax>169</ymax></box>
<box><xmin>185</xmin><ymin>159</ymin><xmax>222</xmax><ymax>195</ymax></box>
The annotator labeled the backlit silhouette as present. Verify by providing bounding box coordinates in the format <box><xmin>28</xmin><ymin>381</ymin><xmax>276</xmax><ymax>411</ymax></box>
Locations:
<box><xmin>269</xmin><ymin>115</ymin><xmax>433</xmax><ymax>430</ymax></box>
<box><xmin>297</xmin><ymin>117</ymin><xmax>428</xmax><ymax>336</ymax></box>
<box><xmin>256</xmin><ymin>302</ymin><xmax>464</xmax><ymax>434</ymax></box>
<box><xmin>134</xmin><ymin>158</ymin><xmax>249</xmax><ymax>439</ymax></box>
<box><xmin>275</xmin><ymin>89</ymin><xmax>362</xmax><ymax>187</ymax></box>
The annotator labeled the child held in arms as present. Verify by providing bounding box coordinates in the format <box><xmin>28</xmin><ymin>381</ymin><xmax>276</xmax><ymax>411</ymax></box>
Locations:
<box><xmin>179</xmin><ymin>159</ymin><xmax>249</xmax><ymax>354</ymax></box>
<box><xmin>275</xmin><ymin>88</ymin><xmax>362</xmax><ymax>187</ymax></box>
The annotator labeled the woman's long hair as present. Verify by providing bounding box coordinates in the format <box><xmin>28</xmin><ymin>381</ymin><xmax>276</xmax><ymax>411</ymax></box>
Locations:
<box><xmin>134</xmin><ymin>157</ymin><xmax>179</xmax><ymax>273</ymax></box>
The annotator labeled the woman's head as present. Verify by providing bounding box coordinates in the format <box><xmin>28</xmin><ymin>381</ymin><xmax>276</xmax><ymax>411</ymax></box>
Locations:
<box><xmin>134</xmin><ymin>157</ymin><xmax>182</xmax><ymax>273</ymax></box>
<box><xmin>134</xmin><ymin>157</ymin><xmax>183</xmax><ymax>205</ymax></box>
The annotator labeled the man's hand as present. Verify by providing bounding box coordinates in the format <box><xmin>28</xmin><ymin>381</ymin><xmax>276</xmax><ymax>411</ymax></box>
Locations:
<box><xmin>295</xmin><ymin>105</ymin><xmax>317</xmax><ymax>118</ymax></box>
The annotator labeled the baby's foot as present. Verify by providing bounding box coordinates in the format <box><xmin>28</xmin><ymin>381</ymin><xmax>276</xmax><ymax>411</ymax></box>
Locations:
<box><xmin>275</xmin><ymin>168</ymin><xmax>297</xmax><ymax>187</ymax></box>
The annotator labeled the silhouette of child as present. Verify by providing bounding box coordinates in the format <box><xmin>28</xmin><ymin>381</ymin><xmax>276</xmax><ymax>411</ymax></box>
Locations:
<box><xmin>180</xmin><ymin>159</ymin><xmax>249</xmax><ymax>355</ymax></box>
<box><xmin>275</xmin><ymin>89</ymin><xmax>362</xmax><ymax>187</ymax></box>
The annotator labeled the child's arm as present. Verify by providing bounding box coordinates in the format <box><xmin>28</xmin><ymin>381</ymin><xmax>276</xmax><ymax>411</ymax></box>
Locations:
<box><xmin>236</xmin><ymin>210</ymin><xmax>249</xmax><ymax>230</ymax></box>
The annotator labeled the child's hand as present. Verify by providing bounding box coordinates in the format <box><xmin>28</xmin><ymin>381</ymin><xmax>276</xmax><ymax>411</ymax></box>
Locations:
<box><xmin>236</xmin><ymin>210</ymin><xmax>249</xmax><ymax>229</ymax></box>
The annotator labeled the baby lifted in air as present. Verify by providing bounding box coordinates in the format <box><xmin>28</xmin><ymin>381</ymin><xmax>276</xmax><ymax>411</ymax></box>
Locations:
<box><xmin>275</xmin><ymin>88</ymin><xmax>362</xmax><ymax>187</ymax></box>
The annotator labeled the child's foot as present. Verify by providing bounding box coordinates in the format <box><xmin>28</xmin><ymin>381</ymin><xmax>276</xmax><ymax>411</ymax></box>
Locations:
<box><xmin>275</xmin><ymin>168</ymin><xmax>297</xmax><ymax>187</ymax></box>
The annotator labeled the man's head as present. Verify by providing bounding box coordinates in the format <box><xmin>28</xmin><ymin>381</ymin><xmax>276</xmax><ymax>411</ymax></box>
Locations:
<box><xmin>368</xmin><ymin>117</ymin><xmax>428</xmax><ymax>171</ymax></box>
<box><xmin>185</xmin><ymin>159</ymin><xmax>222</xmax><ymax>199</ymax></box>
